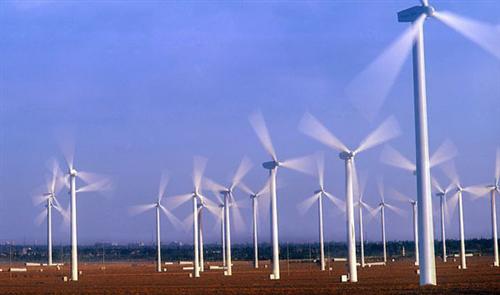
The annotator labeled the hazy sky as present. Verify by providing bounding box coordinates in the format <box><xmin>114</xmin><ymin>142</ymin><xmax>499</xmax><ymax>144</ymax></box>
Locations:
<box><xmin>1</xmin><ymin>0</ymin><xmax>499</xmax><ymax>246</ymax></box>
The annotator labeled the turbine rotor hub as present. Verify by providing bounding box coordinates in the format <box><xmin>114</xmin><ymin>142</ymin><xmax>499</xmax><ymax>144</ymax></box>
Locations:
<box><xmin>339</xmin><ymin>151</ymin><xmax>354</xmax><ymax>160</ymax></box>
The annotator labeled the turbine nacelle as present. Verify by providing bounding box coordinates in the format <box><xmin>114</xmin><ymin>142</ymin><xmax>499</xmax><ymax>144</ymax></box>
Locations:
<box><xmin>314</xmin><ymin>189</ymin><xmax>324</xmax><ymax>195</ymax></box>
<box><xmin>398</xmin><ymin>5</ymin><xmax>435</xmax><ymax>23</ymax></box>
<box><xmin>436</xmin><ymin>192</ymin><xmax>445</xmax><ymax>197</ymax></box>
<box><xmin>262</xmin><ymin>160</ymin><xmax>280</xmax><ymax>170</ymax></box>
<box><xmin>339</xmin><ymin>151</ymin><xmax>355</xmax><ymax>161</ymax></box>
<box><xmin>69</xmin><ymin>168</ymin><xmax>77</xmax><ymax>177</ymax></box>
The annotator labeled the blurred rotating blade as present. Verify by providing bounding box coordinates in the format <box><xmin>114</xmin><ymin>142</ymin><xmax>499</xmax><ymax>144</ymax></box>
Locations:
<box><xmin>298</xmin><ymin>112</ymin><xmax>348</xmax><ymax>152</ymax></box>
<box><xmin>249</xmin><ymin>112</ymin><xmax>277</xmax><ymax>161</ymax></box>
<box><xmin>159</xmin><ymin>204</ymin><xmax>183</xmax><ymax>230</ymax></box>
<box><xmin>380</xmin><ymin>145</ymin><xmax>415</xmax><ymax>172</ymax></box>
<box><xmin>316</xmin><ymin>152</ymin><xmax>325</xmax><ymax>190</ymax></box>
<box><xmin>385</xmin><ymin>203</ymin><xmax>407</xmax><ymax>218</ymax></box>
<box><xmin>496</xmin><ymin>147</ymin><xmax>500</xmax><ymax>183</ymax></box>
<box><xmin>237</xmin><ymin>181</ymin><xmax>255</xmax><ymax>196</ymax></box>
<box><xmin>324</xmin><ymin>191</ymin><xmax>346</xmax><ymax>212</ymax></box>
<box><xmin>297</xmin><ymin>192</ymin><xmax>320</xmax><ymax>216</ymax></box>
<box><xmin>280</xmin><ymin>154</ymin><xmax>316</xmax><ymax>175</ymax></box>
<box><xmin>165</xmin><ymin>193</ymin><xmax>193</xmax><ymax>210</ymax></box>
<box><xmin>158</xmin><ymin>171</ymin><xmax>170</xmax><ymax>203</ymax></box>
<box><xmin>129</xmin><ymin>203</ymin><xmax>156</xmax><ymax>216</ymax></box>
<box><xmin>193</xmin><ymin>156</ymin><xmax>208</xmax><ymax>191</ymax></box>
<box><xmin>429</xmin><ymin>139</ymin><xmax>458</xmax><ymax>169</ymax></box>
<box><xmin>35</xmin><ymin>209</ymin><xmax>47</xmax><ymax>226</ymax></box>
<box><xmin>230</xmin><ymin>156</ymin><xmax>253</xmax><ymax>190</ymax></box>
<box><xmin>355</xmin><ymin>116</ymin><xmax>401</xmax><ymax>154</ymax></box>
<box><xmin>431</xmin><ymin>177</ymin><xmax>444</xmax><ymax>193</ymax></box>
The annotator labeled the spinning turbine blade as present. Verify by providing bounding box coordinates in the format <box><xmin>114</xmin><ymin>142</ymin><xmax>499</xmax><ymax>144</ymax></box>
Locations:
<box><xmin>182</xmin><ymin>212</ymin><xmax>195</xmax><ymax>232</ymax></box>
<box><xmin>231</xmin><ymin>157</ymin><xmax>253</xmax><ymax>190</ymax></box>
<box><xmin>35</xmin><ymin>209</ymin><xmax>47</xmax><ymax>226</ymax></box>
<box><xmin>346</xmin><ymin>17</ymin><xmax>425</xmax><ymax>121</ymax></box>
<box><xmin>249</xmin><ymin>112</ymin><xmax>277</xmax><ymax>161</ymax></box>
<box><xmin>324</xmin><ymin>191</ymin><xmax>346</xmax><ymax>212</ymax></box>
<box><xmin>237</xmin><ymin>181</ymin><xmax>255</xmax><ymax>196</ymax></box>
<box><xmin>466</xmin><ymin>185</ymin><xmax>491</xmax><ymax>200</ymax></box>
<box><xmin>297</xmin><ymin>193</ymin><xmax>320</xmax><ymax>215</ymax></box>
<box><xmin>377</xmin><ymin>177</ymin><xmax>385</xmax><ymax>203</ymax></box>
<box><xmin>129</xmin><ymin>203</ymin><xmax>156</xmax><ymax>216</ymax></box>
<box><xmin>60</xmin><ymin>138</ymin><xmax>75</xmax><ymax>170</ymax></box>
<box><xmin>165</xmin><ymin>193</ymin><xmax>192</xmax><ymax>210</ymax></box>
<box><xmin>431</xmin><ymin>177</ymin><xmax>444</xmax><ymax>193</ymax></box>
<box><xmin>430</xmin><ymin>139</ymin><xmax>458</xmax><ymax>169</ymax></box>
<box><xmin>435</xmin><ymin>11</ymin><xmax>500</xmax><ymax>60</ymax></box>
<box><xmin>389</xmin><ymin>188</ymin><xmax>413</xmax><ymax>203</ymax></box>
<box><xmin>386</xmin><ymin>203</ymin><xmax>407</xmax><ymax>218</ymax></box>
<box><xmin>158</xmin><ymin>172</ymin><xmax>170</xmax><ymax>202</ymax></box>
<box><xmin>355</xmin><ymin>116</ymin><xmax>401</xmax><ymax>154</ymax></box>
<box><xmin>160</xmin><ymin>205</ymin><xmax>183</xmax><ymax>230</ymax></box>
<box><xmin>230</xmin><ymin>197</ymin><xmax>246</xmax><ymax>233</ymax></box>
<box><xmin>203</xmin><ymin>178</ymin><xmax>227</xmax><ymax>194</ymax></box>
<box><xmin>193</xmin><ymin>156</ymin><xmax>208</xmax><ymax>191</ymax></box>
<box><xmin>280</xmin><ymin>154</ymin><xmax>316</xmax><ymax>175</ymax></box>
<box><xmin>316</xmin><ymin>152</ymin><xmax>325</xmax><ymax>189</ymax></box>
<box><xmin>380</xmin><ymin>145</ymin><xmax>416</xmax><ymax>172</ymax></box>
<box><xmin>496</xmin><ymin>147</ymin><xmax>500</xmax><ymax>182</ymax></box>
<box><xmin>76</xmin><ymin>179</ymin><xmax>113</xmax><ymax>193</ymax></box>
<box><xmin>33</xmin><ymin>194</ymin><xmax>49</xmax><ymax>206</ymax></box>
<box><xmin>298</xmin><ymin>112</ymin><xmax>348</xmax><ymax>152</ymax></box>
<box><xmin>441</xmin><ymin>161</ymin><xmax>460</xmax><ymax>187</ymax></box>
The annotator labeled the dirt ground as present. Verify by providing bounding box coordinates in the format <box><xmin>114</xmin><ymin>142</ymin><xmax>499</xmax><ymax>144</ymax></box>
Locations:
<box><xmin>0</xmin><ymin>256</ymin><xmax>498</xmax><ymax>294</ymax></box>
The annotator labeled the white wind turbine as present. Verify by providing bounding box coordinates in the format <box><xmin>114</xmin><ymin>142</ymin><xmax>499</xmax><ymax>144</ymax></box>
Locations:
<box><xmin>130</xmin><ymin>172</ymin><xmax>182</xmax><ymax>272</ymax></box>
<box><xmin>62</xmin><ymin>148</ymin><xmax>113</xmax><ymax>281</ymax></box>
<box><xmin>347</xmin><ymin>0</ymin><xmax>500</xmax><ymax>285</ymax></box>
<box><xmin>166</xmin><ymin>156</ymin><xmax>208</xmax><ymax>278</ymax></box>
<box><xmin>203</xmin><ymin>157</ymin><xmax>253</xmax><ymax>276</ymax></box>
<box><xmin>390</xmin><ymin>189</ymin><xmax>419</xmax><ymax>266</ymax></box>
<box><xmin>250</xmin><ymin>111</ymin><xmax>315</xmax><ymax>280</ymax></box>
<box><xmin>440</xmin><ymin>161</ymin><xmax>492</xmax><ymax>270</ymax></box>
<box><xmin>33</xmin><ymin>159</ymin><xmax>69</xmax><ymax>266</ymax></box>
<box><xmin>355</xmin><ymin>175</ymin><xmax>373</xmax><ymax>268</ymax></box>
<box><xmin>468</xmin><ymin>148</ymin><xmax>500</xmax><ymax>267</ymax></box>
<box><xmin>238</xmin><ymin>180</ymin><xmax>270</xmax><ymax>269</ymax></box>
<box><xmin>297</xmin><ymin>153</ymin><xmax>345</xmax><ymax>271</ymax></box>
<box><xmin>299</xmin><ymin>113</ymin><xmax>401</xmax><ymax>282</ymax></box>
<box><xmin>370</xmin><ymin>180</ymin><xmax>406</xmax><ymax>264</ymax></box>
<box><xmin>431</xmin><ymin>177</ymin><xmax>452</xmax><ymax>263</ymax></box>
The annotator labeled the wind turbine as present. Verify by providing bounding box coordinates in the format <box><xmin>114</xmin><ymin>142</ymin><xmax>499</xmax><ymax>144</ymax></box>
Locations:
<box><xmin>62</xmin><ymin>148</ymin><xmax>113</xmax><ymax>281</ymax></box>
<box><xmin>204</xmin><ymin>157</ymin><xmax>253</xmax><ymax>276</ymax></box>
<box><xmin>390</xmin><ymin>189</ymin><xmax>419</xmax><ymax>266</ymax></box>
<box><xmin>33</xmin><ymin>159</ymin><xmax>69</xmax><ymax>266</ymax></box>
<box><xmin>347</xmin><ymin>0</ymin><xmax>500</xmax><ymax>285</ymax></box>
<box><xmin>166</xmin><ymin>156</ymin><xmax>208</xmax><ymax>278</ymax></box>
<box><xmin>238</xmin><ymin>180</ymin><xmax>270</xmax><ymax>269</ymax></box>
<box><xmin>355</xmin><ymin>175</ymin><xmax>372</xmax><ymax>268</ymax></box>
<box><xmin>299</xmin><ymin>113</ymin><xmax>401</xmax><ymax>282</ymax></box>
<box><xmin>432</xmin><ymin>177</ymin><xmax>452</xmax><ymax>263</ymax></box>
<box><xmin>250</xmin><ymin>111</ymin><xmax>315</xmax><ymax>280</ymax></box>
<box><xmin>297</xmin><ymin>153</ymin><xmax>345</xmax><ymax>271</ymax></box>
<box><xmin>370</xmin><ymin>180</ymin><xmax>406</xmax><ymax>264</ymax></box>
<box><xmin>130</xmin><ymin>172</ymin><xmax>181</xmax><ymax>272</ymax></box>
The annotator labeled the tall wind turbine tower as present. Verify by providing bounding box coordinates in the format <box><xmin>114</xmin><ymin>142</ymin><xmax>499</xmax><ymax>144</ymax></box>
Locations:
<box><xmin>299</xmin><ymin>113</ymin><xmax>400</xmax><ymax>282</ymax></box>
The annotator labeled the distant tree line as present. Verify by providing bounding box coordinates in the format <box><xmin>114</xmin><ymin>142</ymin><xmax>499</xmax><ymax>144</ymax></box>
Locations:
<box><xmin>0</xmin><ymin>239</ymin><xmax>496</xmax><ymax>263</ymax></box>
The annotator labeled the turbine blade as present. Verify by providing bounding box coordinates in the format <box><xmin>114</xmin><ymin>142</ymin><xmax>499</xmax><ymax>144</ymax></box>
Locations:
<box><xmin>165</xmin><ymin>193</ymin><xmax>193</xmax><ymax>210</ymax></box>
<box><xmin>431</xmin><ymin>177</ymin><xmax>444</xmax><ymax>193</ymax></box>
<box><xmin>377</xmin><ymin>177</ymin><xmax>385</xmax><ymax>203</ymax></box>
<box><xmin>346</xmin><ymin>17</ymin><xmax>424</xmax><ymax>121</ymax></box>
<box><xmin>230</xmin><ymin>197</ymin><xmax>246</xmax><ymax>233</ymax></box>
<box><xmin>385</xmin><ymin>203</ymin><xmax>406</xmax><ymax>218</ymax></box>
<box><xmin>440</xmin><ymin>160</ymin><xmax>460</xmax><ymax>188</ymax></box>
<box><xmin>231</xmin><ymin>156</ymin><xmax>253</xmax><ymax>190</ymax></box>
<box><xmin>33</xmin><ymin>194</ymin><xmax>49</xmax><ymax>206</ymax></box>
<box><xmin>298</xmin><ymin>112</ymin><xmax>348</xmax><ymax>152</ymax></box>
<box><xmin>445</xmin><ymin>192</ymin><xmax>459</xmax><ymax>225</ymax></box>
<box><xmin>158</xmin><ymin>171</ymin><xmax>170</xmax><ymax>203</ymax></box>
<box><xmin>429</xmin><ymin>139</ymin><xmax>458</xmax><ymax>169</ymax></box>
<box><xmin>355</xmin><ymin>116</ymin><xmax>401</xmax><ymax>154</ymax></box>
<box><xmin>35</xmin><ymin>209</ymin><xmax>47</xmax><ymax>226</ymax></box>
<box><xmin>237</xmin><ymin>181</ymin><xmax>255</xmax><ymax>196</ymax></box>
<box><xmin>159</xmin><ymin>205</ymin><xmax>183</xmax><ymax>230</ymax></box>
<box><xmin>249</xmin><ymin>111</ymin><xmax>277</xmax><ymax>161</ymax></box>
<box><xmin>257</xmin><ymin>178</ymin><xmax>272</xmax><ymax>196</ymax></box>
<box><xmin>76</xmin><ymin>178</ymin><xmax>113</xmax><ymax>193</ymax></box>
<box><xmin>60</xmin><ymin>138</ymin><xmax>75</xmax><ymax>170</ymax></box>
<box><xmin>388</xmin><ymin>188</ymin><xmax>413</xmax><ymax>203</ymax></box>
<box><xmin>316</xmin><ymin>152</ymin><xmax>325</xmax><ymax>190</ymax></box>
<box><xmin>324</xmin><ymin>191</ymin><xmax>346</xmax><ymax>212</ymax></box>
<box><xmin>496</xmin><ymin>147</ymin><xmax>500</xmax><ymax>182</ymax></box>
<box><xmin>182</xmin><ymin>212</ymin><xmax>194</xmax><ymax>233</ymax></box>
<box><xmin>435</xmin><ymin>11</ymin><xmax>500</xmax><ymax>60</ymax></box>
<box><xmin>380</xmin><ymin>145</ymin><xmax>416</xmax><ymax>172</ymax></box>
<box><xmin>193</xmin><ymin>156</ymin><xmax>208</xmax><ymax>191</ymax></box>
<box><xmin>465</xmin><ymin>185</ymin><xmax>491</xmax><ymax>199</ymax></box>
<box><xmin>297</xmin><ymin>192</ymin><xmax>320</xmax><ymax>216</ymax></box>
<box><xmin>203</xmin><ymin>177</ymin><xmax>227</xmax><ymax>194</ymax></box>
<box><xmin>129</xmin><ymin>203</ymin><xmax>156</xmax><ymax>216</ymax></box>
<box><xmin>280</xmin><ymin>154</ymin><xmax>316</xmax><ymax>175</ymax></box>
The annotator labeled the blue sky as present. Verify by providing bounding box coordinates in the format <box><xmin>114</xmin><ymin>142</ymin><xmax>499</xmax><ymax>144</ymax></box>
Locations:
<box><xmin>0</xmin><ymin>0</ymin><xmax>499</xmax><ymax>245</ymax></box>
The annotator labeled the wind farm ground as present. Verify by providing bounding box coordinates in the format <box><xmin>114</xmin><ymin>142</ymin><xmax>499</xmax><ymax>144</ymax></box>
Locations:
<box><xmin>0</xmin><ymin>256</ymin><xmax>498</xmax><ymax>294</ymax></box>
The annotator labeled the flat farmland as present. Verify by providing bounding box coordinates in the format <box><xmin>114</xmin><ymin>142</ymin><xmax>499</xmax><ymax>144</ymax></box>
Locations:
<box><xmin>0</xmin><ymin>256</ymin><xmax>498</xmax><ymax>294</ymax></box>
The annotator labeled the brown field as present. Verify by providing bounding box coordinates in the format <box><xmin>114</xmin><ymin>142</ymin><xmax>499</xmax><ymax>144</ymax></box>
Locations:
<box><xmin>0</xmin><ymin>256</ymin><xmax>498</xmax><ymax>294</ymax></box>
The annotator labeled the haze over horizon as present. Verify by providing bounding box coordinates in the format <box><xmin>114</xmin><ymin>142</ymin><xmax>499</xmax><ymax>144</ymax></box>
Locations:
<box><xmin>0</xmin><ymin>0</ymin><xmax>499</xmax><ymax>246</ymax></box>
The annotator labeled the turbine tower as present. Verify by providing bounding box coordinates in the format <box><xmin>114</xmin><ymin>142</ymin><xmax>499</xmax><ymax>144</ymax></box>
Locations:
<box><xmin>204</xmin><ymin>157</ymin><xmax>253</xmax><ymax>276</ymax></box>
<box><xmin>391</xmin><ymin>189</ymin><xmax>419</xmax><ymax>266</ymax></box>
<box><xmin>239</xmin><ymin>180</ymin><xmax>270</xmax><ymax>269</ymax></box>
<box><xmin>62</xmin><ymin>148</ymin><xmax>112</xmax><ymax>281</ymax></box>
<box><xmin>250</xmin><ymin>111</ymin><xmax>315</xmax><ymax>280</ymax></box>
<box><xmin>354</xmin><ymin>174</ymin><xmax>371</xmax><ymax>268</ymax></box>
<box><xmin>34</xmin><ymin>159</ymin><xmax>68</xmax><ymax>266</ymax></box>
<box><xmin>299</xmin><ymin>113</ymin><xmax>400</xmax><ymax>282</ymax></box>
<box><xmin>488</xmin><ymin>149</ymin><xmax>500</xmax><ymax>267</ymax></box>
<box><xmin>432</xmin><ymin>177</ymin><xmax>451</xmax><ymax>263</ymax></box>
<box><xmin>298</xmin><ymin>153</ymin><xmax>345</xmax><ymax>271</ymax></box>
<box><xmin>130</xmin><ymin>172</ymin><xmax>181</xmax><ymax>272</ymax></box>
